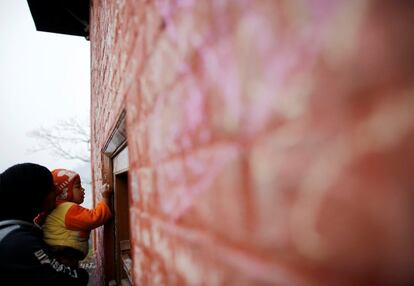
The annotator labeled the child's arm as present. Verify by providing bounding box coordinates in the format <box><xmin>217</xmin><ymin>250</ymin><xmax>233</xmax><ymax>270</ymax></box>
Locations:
<box><xmin>64</xmin><ymin>184</ymin><xmax>113</xmax><ymax>231</ymax></box>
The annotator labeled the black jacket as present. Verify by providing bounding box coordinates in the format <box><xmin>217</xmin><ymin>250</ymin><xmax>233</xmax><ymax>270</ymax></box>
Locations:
<box><xmin>0</xmin><ymin>220</ymin><xmax>88</xmax><ymax>286</ymax></box>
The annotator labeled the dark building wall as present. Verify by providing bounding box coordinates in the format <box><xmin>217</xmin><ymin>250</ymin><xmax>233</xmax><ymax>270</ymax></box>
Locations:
<box><xmin>90</xmin><ymin>1</ymin><xmax>414</xmax><ymax>285</ymax></box>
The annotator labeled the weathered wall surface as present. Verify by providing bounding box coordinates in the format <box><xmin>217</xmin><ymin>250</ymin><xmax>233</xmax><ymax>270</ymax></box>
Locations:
<box><xmin>91</xmin><ymin>0</ymin><xmax>414</xmax><ymax>285</ymax></box>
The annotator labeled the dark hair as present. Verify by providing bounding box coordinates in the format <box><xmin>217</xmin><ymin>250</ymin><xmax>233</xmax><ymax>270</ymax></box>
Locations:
<box><xmin>0</xmin><ymin>163</ymin><xmax>53</xmax><ymax>221</ymax></box>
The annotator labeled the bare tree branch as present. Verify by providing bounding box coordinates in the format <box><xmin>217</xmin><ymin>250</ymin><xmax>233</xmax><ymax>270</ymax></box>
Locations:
<box><xmin>28</xmin><ymin>118</ymin><xmax>90</xmax><ymax>163</ymax></box>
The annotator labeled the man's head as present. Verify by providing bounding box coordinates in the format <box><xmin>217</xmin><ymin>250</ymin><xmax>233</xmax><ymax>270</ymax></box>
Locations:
<box><xmin>0</xmin><ymin>163</ymin><xmax>55</xmax><ymax>221</ymax></box>
<box><xmin>52</xmin><ymin>169</ymin><xmax>84</xmax><ymax>204</ymax></box>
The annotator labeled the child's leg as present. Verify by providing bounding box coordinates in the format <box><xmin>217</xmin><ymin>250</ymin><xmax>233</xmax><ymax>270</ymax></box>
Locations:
<box><xmin>51</xmin><ymin>246</ymin><xmax>84</xmax><ymax>268</ymax></box>
<box><xmin>58</xmin><ymin>255</ymin><xmax>79</xmax><ymax>268</ymax></box>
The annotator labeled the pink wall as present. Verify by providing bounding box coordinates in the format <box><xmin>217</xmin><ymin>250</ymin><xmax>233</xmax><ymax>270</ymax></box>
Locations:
<box><xmin>91</xmin><ymin>0</ymin><xmax>414</xmax><ymax>285</ymax></box>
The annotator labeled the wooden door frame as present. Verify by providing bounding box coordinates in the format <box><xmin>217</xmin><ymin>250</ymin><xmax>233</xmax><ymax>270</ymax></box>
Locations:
<box><xmin>101</xmin><ymin>111</ymin><xmax>130</xmax><ymax>285</ymax></box>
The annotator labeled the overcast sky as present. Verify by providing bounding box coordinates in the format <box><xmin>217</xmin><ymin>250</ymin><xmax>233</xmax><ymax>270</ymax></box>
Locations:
<box><xmin>0</xmin><ymin>0</ymin><xmax>90</xmax><ymax>173</ymax></box>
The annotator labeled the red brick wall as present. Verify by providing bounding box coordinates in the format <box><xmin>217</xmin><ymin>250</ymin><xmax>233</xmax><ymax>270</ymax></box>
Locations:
<box><xmin>91</xmin><ymin>1</ymin><xmax>414</xmax><ymax>285</ymax></box>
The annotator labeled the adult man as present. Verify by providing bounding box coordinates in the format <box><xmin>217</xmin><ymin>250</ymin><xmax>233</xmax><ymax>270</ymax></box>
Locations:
<box><xmin>0</xmin><ymin>163</ymin><xmax>88</xmax><ymax>285</ymax></box>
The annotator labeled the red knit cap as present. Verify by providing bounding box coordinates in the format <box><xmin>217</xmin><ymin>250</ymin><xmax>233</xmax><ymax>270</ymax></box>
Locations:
<box><xmin>51</xmin><ymin>169</ymin><xmax>80</xmax><ymax>201</ymax></box>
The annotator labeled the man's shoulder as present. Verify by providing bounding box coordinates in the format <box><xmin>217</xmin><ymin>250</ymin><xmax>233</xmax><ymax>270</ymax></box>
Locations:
<box><xmin>0</xmin><ymin>220</ymin><xmax>46</xmax><ymax>267</ymax></box>
<box><xmin>0</xmin><ymin>222</ymin><xmax>23</xmax><ymax>241</ymax></box>
<box><xmin>0</xmin><ymin>219</ymin><xmax>34</xmax><ymax>228</ymax></box>
<box><xmin>0</xmin><ymin>220</ymin><xmax>42</xmax><ymax>248</ymax></box>
<box><xmin>0</xmin><ymin>219</ymin><xmax>39</xmax><ymax>236</ymax></box>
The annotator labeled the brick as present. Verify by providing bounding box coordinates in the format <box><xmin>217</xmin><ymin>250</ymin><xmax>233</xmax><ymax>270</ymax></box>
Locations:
<box><xmin>178</xmin><ymin>145</ymin><xmax>251</xmax><ymax>244</ymax></box>
<box><xmin>146</xmin><ymin>76</ymin><xmax>211</xmax><ymax>164</ymax></box>
<box><xmin>141</xmin><ymin>34</ymin><xmax>182</xmax><ymax>98</ymax></box>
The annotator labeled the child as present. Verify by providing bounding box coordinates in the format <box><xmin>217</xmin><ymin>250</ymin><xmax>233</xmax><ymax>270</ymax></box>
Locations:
<box><xmin>42</xmin><ymin>168</ymin><xmax>112</xmax><ymax>267</ymax></box>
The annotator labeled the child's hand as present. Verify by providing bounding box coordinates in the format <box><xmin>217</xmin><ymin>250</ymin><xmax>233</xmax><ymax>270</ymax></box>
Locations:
<box><xmin>101</xmin><ymin>183</ymin><xmax>113</xmax><ymax>198</ymax></box>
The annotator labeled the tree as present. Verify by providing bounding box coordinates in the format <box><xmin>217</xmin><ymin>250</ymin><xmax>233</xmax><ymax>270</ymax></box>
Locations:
<box><xmin>28</xmin><ymin>117</ymin><xmax>93</xmax><ymax>207</ymax></box>
<box><xmin>28</xmin><ymin>118</ymin><xmax>90</xmax><ymax>163</ymax></box>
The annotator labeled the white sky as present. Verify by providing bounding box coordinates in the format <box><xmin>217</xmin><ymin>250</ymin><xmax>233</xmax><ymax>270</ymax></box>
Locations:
<box><xmin>0</xmin><ymin>0</ymin><xmax>92</xmax><ymax>207</ymax></box>
<box><xmin>0</xmin><ymin>0</ymin><xmax>91</xmax><ymax>173</ymax></box>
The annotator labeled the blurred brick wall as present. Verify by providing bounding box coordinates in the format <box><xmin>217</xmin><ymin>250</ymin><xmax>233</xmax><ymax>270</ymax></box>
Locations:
<box><xmin>90</xmin><ymin>0</ymin><xmax>414</xmax><ymax>285</ymax></box>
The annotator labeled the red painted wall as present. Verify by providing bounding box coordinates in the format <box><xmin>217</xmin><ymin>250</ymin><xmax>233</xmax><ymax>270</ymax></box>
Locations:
<box><xmin>91</xmin><ymin>1</ymin><xmax>414</xmax><ymax>285</ymax></box>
